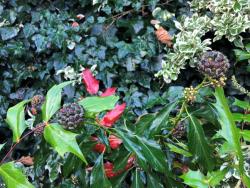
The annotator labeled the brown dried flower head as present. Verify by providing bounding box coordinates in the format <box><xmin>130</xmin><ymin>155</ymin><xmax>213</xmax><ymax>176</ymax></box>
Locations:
<box><xmin>155</xmin><ymin>27</ymin><xmax>172</xmax><ymax>47</ymax></box>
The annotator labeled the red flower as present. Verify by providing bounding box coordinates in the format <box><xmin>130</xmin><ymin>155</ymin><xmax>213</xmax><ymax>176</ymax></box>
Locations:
<box><xmin>101</xmin><ymin>87</ymin><xmax>117</xmax><ymax>97</ymax></box>
<box><xmin>100</xmin><ymin>103</ymin><xmax>126</xmax><ymax>127</ymax></box>
<box><xmin>72</xmin><ymin>21</ymin><xmax>79</xmax><ymax>27</ymax></box>
<box><xmin>104</xmin><ymin>162</ymin><xmax>121</xmax><ymax>178</ymax></box>
<box><xmin>91</xmin><ymin>136</ymin><xmax>106</xmax><ymax>153</ymax></box>
<box><xmin>109</xmin><ymin>135</ymin><xmax>122</xmax><ymax>149</ymax></box>
<box><xmin>125</xmin><ymin>156</ymin><xmax>136</xmax><ymax>170</ymax></box>
<box><xmin>82</xmin><ymin>69</ymin><xmax>99</xmax><ymax>94</ymax></box>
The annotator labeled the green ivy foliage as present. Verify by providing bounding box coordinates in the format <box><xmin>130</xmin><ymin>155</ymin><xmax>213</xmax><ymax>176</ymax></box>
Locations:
<box><xmin>0</xmin><ymin>0</ymin><xmax>186</xmax><ymax>126</ymax></box>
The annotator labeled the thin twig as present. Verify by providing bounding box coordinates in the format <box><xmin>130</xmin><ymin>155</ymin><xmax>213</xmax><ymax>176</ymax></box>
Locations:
<box><xmin>0</xmin><ymin>124</ymin><xmax>45</xmax><ymax>164</ymax></box>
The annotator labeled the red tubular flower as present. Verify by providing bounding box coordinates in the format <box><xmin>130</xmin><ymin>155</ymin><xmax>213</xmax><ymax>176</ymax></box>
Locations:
<box><xmin>108</xmin><ymin>135</ymin><xmax>123</xmax><ymax>149</ymax></box>
<box><xmin>100</xmin><ymin>103</ymin><xmax>126</xmax><ymax>127</ymax></box>
<box><xmin>125</xmin><ymin>156</ymin><xmax>136</xmax><ymax>170</ymax></box>
<box><xmin>104</xmin><ymin>162</ymin><xmax>121</xmax><ymax>178</ymax></box>
<box><xmin>91</xmin><ymin>136</ymin><xmax>106</xmax><ymax>153</ymax></box>
<box><xmin>72</xmin><ymin>21</ymin><xmax>79</xmax><ymax>27</ymax></box>
<box><xmin>82</xmin><ymin>69</ymin><xmax>99</xmax><ymax>95</ymax></box>
<box><xmin>101</xmin><ymin>87</ymin><xmax>117</xmax><ymax>97</ymax></box>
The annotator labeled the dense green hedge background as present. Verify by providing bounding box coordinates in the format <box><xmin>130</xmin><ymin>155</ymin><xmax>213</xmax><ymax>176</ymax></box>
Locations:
<box><xmin>0</xmin><ymin>0</ymin><xmax>249</xmax><ymax>141</ymax></box>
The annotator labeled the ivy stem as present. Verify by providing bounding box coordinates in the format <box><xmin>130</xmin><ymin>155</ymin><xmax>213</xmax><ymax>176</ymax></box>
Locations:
<box><xmin>0</xmin><ymin>123</ymin><xmax>45</xmax><ymax>165</ymax></box>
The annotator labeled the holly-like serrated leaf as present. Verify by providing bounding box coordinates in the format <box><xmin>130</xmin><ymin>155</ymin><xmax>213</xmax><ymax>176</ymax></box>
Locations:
<box><xmin>78</xmin><ymin>95</ymin><xmax>119</xmax><ymax>113</ymax></box>
<box><xmin>6</xmin><ymin>100</ymin><xmax>29</xmax><ymax>142</ymax></box>
<box><xmin>148</xmin><ymin>102</ymin><xmax>178</xmax><ymax>137</ymax></box>
<box><xmin>44</xmin><ymin>123</ymin><xmax>87</xmax><ymax>164</ymax></box>
<box><xmin>42</xmin><ymin>81</ymin><xmax>73</xmax><ymax>121</ymax></box>
<box><xmin>0</xmin><ymin>162</ymin><xmax>34</xmax><ymax>188</ymax></box>
<box><xmin>214</xmin><ymin>88</ymin><xmax>250</xmax><ymax>186</ymax></box>
<box><xmin>90</xmin><ymin>153</ymin><xmax>111</xmax><ymax>188</ymax></box>
<box><xmin>116</xmin><ymin>129</ymin><xmax>168</xmax><ymax>173</ymax></box>
<box><xmin>186</xmin><ymin>111</ymin><xmax>215</xmax><ymax>171</ymax></box>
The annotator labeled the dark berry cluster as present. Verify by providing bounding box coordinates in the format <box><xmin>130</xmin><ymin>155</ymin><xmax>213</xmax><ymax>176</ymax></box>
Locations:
<box><xmin>198</xmin><ymin>51</ymin><xmax>230</xmax><ymax>78</ymax></box>
<box><xmin>58</xmin><ymin>103</ymin><xmax>84</xmax><ymax>130</ymax></box>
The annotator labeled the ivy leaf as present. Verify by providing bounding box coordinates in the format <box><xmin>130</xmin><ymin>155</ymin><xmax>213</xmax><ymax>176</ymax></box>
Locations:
<box><xmin>90</xmin><ymin>153</ymin><xmax>111</xmax><ymax>188</ymax></box>
<box><xmin>0</xmin><ymin>162</ymin><xmax>34</xmax><ymax>188</ymax></box>
<box><xmin>6</xmin><ymin>100</ymin><xmax>29</xmax><ymax>142</ymax></box>
<box><xmin>186</xmin><ymin>111</ymin><xmax>215</xmax><ymax>171</ymax></box>
<box><xmin>44</xmin><ymin>123</ymin><xmax>87</xmax><ymax>164</ymax></box>
<box><xmin>180</xmin><ymin>170</ymin><xmax>208</xmax><ymax>188</ymax></box>
<box><xmin>0</xmin><ymin>27</ymin><xmax>19</xmax><ymax>40</ymax></box>
<box><xmin>42</xmin><ymin>81</ymin><xmax>73</xmax><ymax>122</ymax></box>
<box><xmin>214</xmin><ymin>88</ymin><xmax>250</xmax><ymax>185</ymax></box>
<box><xmin>78</xmin><ymin>95</ymin><xmax>119</xmax><ymax>113</ymax></box>
<box><xmin>131</xmin><ymin>169</ymin><xmax>144</xmax><ymax>188</ymax></box>
<box><xmin>32</xmin><ymin>34</ymin><xmax>47</xmax><ymax>52</ymax></box>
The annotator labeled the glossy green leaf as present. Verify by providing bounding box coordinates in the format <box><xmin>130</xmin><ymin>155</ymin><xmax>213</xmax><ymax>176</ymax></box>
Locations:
<box><xmin>233</xmin><ymin>113</ymin><xmax>250</xmax><ymax>122</ymax></box>
<box><xmin>214</xmin><ymin>88</ymin><xmax>248</xmax><ymax>183</ymax></box>
<box><xmin>131</xmin><ymin>169</ymin><xmax>144</xmax><ymax>188</ymax></box>
<box><xmin>78</xmin><ymin>95</ymin><xmax>119</xmax><ymax>113</ymax></box>
<box><xmin>233</xmin><ymin>98</ymin><xmax>250</xmax><ymax>110</ymax></box>
<box><xmin>240</xmin><ymin>130</ymin><xmax>250</xmax><ymax>142</ymax></box>
<box><xmin>6</xmin><ymin>100</ymin><xmax>29</xmax><ymax>142</ymax></box>
<box><xmin>147</xmin><ymin>172</ymin><xmax>164</xmax><ymax>188</ymax></box>
<box><xmin>135</xmin><ymin>113</ymin><xmax>156</xmax><ymax>136</ymax></box>
<box><xmin>115</xmin><ymin>129</ymin><xmax>147</xmax><ymax>170</ymax></box>
<box><xmin>186</xmin><ymin>110</ymin><xmax>214</xmax><ymax>171</ymax></box>
<box><xmin>207</xmin><ymin>169</ymin><xmax>228</xmax><ymax>186</ymax></box>
<box><xmin>166</xmin><ymin>143</ymin><xmax>192</xmax><ymax>157</ymax></box>
<box><xmin>42</xmin><ymin>81</ymin><xmax>73</xmax><ymax>121</ymax></box>
<box><xmin>180</xmin><ymin>170</ymin><xmax>208</xmax><ymax>188</ymax></box>
<box><xmin>90</xmin><ymin>153</ymin><xmax>112</xmax><ymax>188</ymax></box>
<box><xmin>110</xmin><ymin>171</ymin><xmax>129</xmax><ymax>188</ymax></box>
<box><xmin>116</xmin><ymin>129</ymin><xmax>168</xmax><ymax>173</ymax></box>
<box><xmin>234</xmin><ymin>49</ymin><xmax>250</xmax><ymax>61</ymax></box>
<box><xmin>44</xmin><ymin>123</ymin><xmax>87</xmax><ymax>164</ymax></box>
<box><xmin>0</xmin><ymin>162</ymin><xmax>34</xmax><ymax>188</ymax></box>
<box><xmin>149</xmin><ymin>102</ymin><xmax>178</xmax><ymax>137</ymax></box>
<box><xmin>113</xmin><ymin>152</ymin><xmax>131</xmax><ymax>172</ymax></box>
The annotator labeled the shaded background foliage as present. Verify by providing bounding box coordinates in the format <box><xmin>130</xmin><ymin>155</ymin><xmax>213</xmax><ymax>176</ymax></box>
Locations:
<box><xmin>0</xmin><ymin>0</ymin><xmax>249</xmax><ymax>186</ymax></box>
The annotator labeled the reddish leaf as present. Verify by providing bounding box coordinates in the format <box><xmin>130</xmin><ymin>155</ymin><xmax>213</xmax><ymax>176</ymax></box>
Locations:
<box><xmin>82</xmin><ymin>69</ymin><xmax>99</xmax><ymax>95</ymax></box>
<box><xmin>104</xmin><ymin>162</ymin><xmax>121</xmax><ymax>178</ymax></box>
<box><xmin>101</xmin><ymin>87</ymin><xmax>117</xmax><ymax>97</ymax></box>
<box><xmin>91</xmin><ymin>136</ymin><xmax>106</xmax><ymax>153</ymax></box>
<box><xmin>109</xmin><ymin>135</ymin><xmax>122</xmax><ymax>149</ymax></box>
<box><xmin>100</xmin><ymin>103</ymin><xmax>126</xmax><ymax>127</ymax></box>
